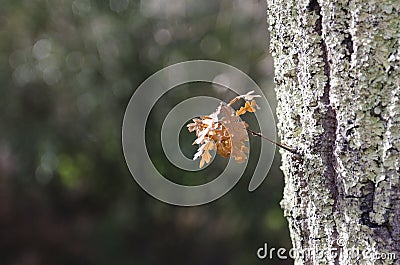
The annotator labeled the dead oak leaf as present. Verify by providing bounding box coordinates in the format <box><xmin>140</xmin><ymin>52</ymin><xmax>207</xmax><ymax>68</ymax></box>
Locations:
<box><xmin>188</xmin><ymin>92</ymin><xmax>258</xmax><ymax>168</ymax></box>
<box><xmin>215</xmin><ymin>103</ymin><xmax>249</xmax><ymax>163</ymax></box>
<box><xmin>194</xmin><ymin>140</ymin><xmax>216</xmax><ymax>168</ymax></box>
<box><xmin>228</xmin><ymin>90</ymin><xmax>261</xmax><ymax>106</ymax></box>
<box><xmin>236</xmin><ymin>100</ymin><xmax>258</xmax><ymax>116</ymax></box>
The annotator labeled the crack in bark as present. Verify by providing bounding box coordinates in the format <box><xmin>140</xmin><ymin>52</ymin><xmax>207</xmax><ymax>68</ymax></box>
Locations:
<box><xmin>340</xmin><ymin>6</ymin><xmax>354</xmax><ymax>62</ymax></box>
<box><xmin>342</xmin><ymin>34</ymin><xmax>354</xmax><ymax>62</ymax></box>
<box><xmin>359</xmin><ymin>180</ymin><xmax>391</xmax><ymax>229</ymax></box>
<box><xmin>346</xmin><ymin>179</ymin><xmax>387</xmax><ymax>217</ymax></box>
<box><xmin>308</xmin><ymin>0</ymin><xmax>340</xmax><ymax>264</ymax></box>
<box><xmin>360</xmin><ymin>181</ymin><xmax>377</xmax><ymax>227</ymax></box>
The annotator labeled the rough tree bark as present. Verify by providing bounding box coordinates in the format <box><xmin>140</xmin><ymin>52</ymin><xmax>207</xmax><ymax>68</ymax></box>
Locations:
<box><xmin>266</xmin><ymin>0</ymin><xmax>399</xmax><ymax>264</ymax></box>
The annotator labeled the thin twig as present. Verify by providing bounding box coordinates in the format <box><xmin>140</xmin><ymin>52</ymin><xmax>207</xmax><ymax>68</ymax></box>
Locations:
<box><xmin>246</xmin><ymin>128</ymin><xmax>298</xmax><ymax>154</ymax></box>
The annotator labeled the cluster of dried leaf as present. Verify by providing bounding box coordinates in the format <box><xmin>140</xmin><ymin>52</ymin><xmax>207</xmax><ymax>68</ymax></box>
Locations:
<box><xmin>187</xmin><ymin>91</ymin><xmax>260</xmax><ymax>168</ymax></box>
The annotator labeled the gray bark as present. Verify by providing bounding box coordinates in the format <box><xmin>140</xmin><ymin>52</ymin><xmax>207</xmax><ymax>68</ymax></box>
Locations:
<box><xmin>266</xmin><ymin>0</ymin><xmax>400</xmax><ymax>264</ymax></box>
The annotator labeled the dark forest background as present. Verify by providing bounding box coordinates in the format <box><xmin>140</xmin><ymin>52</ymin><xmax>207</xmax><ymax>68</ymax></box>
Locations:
<box><xmin>0</xmin><ymin>0</ymin><xmax>292</xmax><ymax>264</ymax></box>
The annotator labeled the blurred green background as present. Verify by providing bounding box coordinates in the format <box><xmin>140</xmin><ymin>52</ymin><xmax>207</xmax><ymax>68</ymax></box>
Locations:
<box><xmin>0</xmin><ymin>0</ymin><xmax>292</xmax><ymax>264</ymax></box>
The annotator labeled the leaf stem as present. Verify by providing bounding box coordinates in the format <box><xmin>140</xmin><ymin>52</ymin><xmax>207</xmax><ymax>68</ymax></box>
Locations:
<box><xmin>246</xmin><ymin>128</ymin><xmax>298</xmax><ymax>154</ymax></box>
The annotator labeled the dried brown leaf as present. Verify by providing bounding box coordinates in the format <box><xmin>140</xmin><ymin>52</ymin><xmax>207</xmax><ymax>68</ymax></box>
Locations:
<box><xmin>188</xmin><ymin>91</ymin><xmax>258</xmax><ymax>168</ymax></box>
<box><xmin>228</xmin><ymin>90</ymin><xmax>261</xmax><ymax>106</ymax></box>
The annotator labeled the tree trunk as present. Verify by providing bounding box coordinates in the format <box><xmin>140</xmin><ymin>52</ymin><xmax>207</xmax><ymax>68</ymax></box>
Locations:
<box><xmin>266</xmin><ymin>0</ymin><xmax>399</xmax><ymax>264</ymax></box>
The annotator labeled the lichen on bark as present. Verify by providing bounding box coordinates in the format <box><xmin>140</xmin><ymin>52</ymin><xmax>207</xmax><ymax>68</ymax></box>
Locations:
<box><xmin>266</xmin><ymin>0</ymin><xmax>400</xmax><ymax>264</ymax></box>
